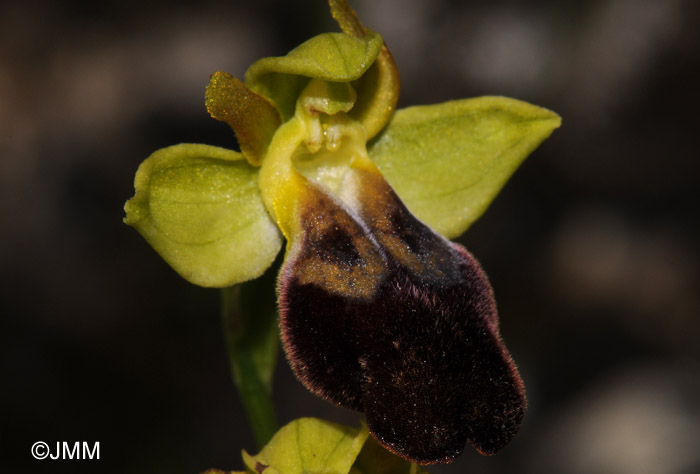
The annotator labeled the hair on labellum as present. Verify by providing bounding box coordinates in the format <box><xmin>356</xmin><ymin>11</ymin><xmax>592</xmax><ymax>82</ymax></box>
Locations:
<box><xmin>278</xmin><ymin>172</ymin><xmax>526</xmax><ymax>464</ymax></box>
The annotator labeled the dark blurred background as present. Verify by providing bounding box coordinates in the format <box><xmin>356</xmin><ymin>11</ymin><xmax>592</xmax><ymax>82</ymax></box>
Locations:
<box><xmin>2</xmin><ymin>0</ymin><xmax>699</xmax><ymax>473</ymax></box>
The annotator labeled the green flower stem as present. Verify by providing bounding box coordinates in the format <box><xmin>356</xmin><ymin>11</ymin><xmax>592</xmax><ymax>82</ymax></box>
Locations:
<box><xmin>221</xmin><ymin>280</ymin><xmax>280</xmax><ymax>449</ymax></box>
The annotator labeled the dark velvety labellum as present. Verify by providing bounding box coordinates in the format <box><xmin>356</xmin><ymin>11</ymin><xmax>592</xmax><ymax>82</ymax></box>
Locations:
<box><xmin>278</xmin><ymin>175</ymin><xmax>526</xmax><ymax>464</ymax></box>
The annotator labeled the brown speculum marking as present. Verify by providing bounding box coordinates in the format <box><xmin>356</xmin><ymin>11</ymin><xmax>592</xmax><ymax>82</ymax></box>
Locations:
<box><xmin>278</xmin><ymin>173</ymin><xmax>526</xmax><ymax>464</ymax></box>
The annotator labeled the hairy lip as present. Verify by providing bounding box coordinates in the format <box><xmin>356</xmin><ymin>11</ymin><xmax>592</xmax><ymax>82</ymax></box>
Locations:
<box><xmin>278</xmin><ymin>171</ymin><xmax>526</xmax><ymax>464</ymax></box>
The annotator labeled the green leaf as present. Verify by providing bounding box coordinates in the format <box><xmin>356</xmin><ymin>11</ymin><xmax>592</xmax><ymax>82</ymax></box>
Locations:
<box><xmin>245</xmin><ymin>31</ymin><xmax>383</xmax><ymax>120</ymax></box>
<box><xmin>368</xmin><ymin>96</ymin><xmax>561</xmax><ymax>239</ymax></box>
<box><xmin>124</xmin><ymin>143</ymin><xmax>282</xmax><ymax>287</ymax></box>
<box><xmin>242</xmin><ymin>418</ymin><xmax>370</xmax><ymax>474</ymax></box>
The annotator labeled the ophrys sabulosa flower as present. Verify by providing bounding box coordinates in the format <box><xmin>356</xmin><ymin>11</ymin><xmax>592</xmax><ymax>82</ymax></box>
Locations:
<box><xmin>125</xmin><ymin>0</ymin><xmax>560</xmax><ymax>464</ymax></box>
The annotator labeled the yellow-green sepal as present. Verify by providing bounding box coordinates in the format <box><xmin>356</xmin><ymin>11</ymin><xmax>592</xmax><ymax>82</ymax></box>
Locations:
<box><xmin>245</xmin><ymin>31</ymin><xmax>383</xmax><ymax>121</ymax></box>
<box><xmin>124</xmin><ymin>143</ymin><xmax>282</xmax><ymax>287</ymax></box>
<box><xmin>241</xmin><ymin>418</ymin><xmax>370</xmax><ymax>474</ymax></box>
<box><xmin>368</xmin><ymin>96</ymin><xmax>561</xmax><ymax>239</ymax></box>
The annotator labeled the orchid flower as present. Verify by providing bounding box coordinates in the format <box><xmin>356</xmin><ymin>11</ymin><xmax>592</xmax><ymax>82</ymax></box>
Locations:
<box><xmin>124</xmin><ymin>0</ymin><xmax>559</xmax><ymax>465</ymax></box>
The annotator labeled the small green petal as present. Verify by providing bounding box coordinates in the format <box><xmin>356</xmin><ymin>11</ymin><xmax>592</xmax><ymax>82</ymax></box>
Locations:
<box><xmin>206</xmin><ymin>71</ymin><xmax>282</xmax><ymax>166</ymax></box>
<box><xmin>368</xmin><ymin>96</ymin><xmax>561</xmax><ymax>239</ymax></box>
<box><xmin>245</xmin><ymin>31</ymin><xmax>383</xmax><ymax>120</ymax></box>
<box><xmin>124</xmin><ymin>143</ymin><xmax>282</xmax><ymax>287</ymax></box>
<box><xmin>242</xmin><ymin>418</ymin><xmax>370</xmax><ymax>474</ymax></box>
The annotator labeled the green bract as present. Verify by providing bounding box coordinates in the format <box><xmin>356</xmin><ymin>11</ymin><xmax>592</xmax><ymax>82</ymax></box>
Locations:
<box><xmin>242</xmin><ymin>418</ymin><xmax>368</xmax><ymax>474</ymax></box>
<box><xmin>202</xmin><ymin>418</ymin><xmax>429</xmax><ymax>474</ymax></box>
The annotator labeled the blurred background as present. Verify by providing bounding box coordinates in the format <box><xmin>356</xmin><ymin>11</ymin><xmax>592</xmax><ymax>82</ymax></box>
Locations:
<box><xmin>2</xmin><ymin>0</ymin><xmax>699</xmax><ymax>473</ymax></box>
